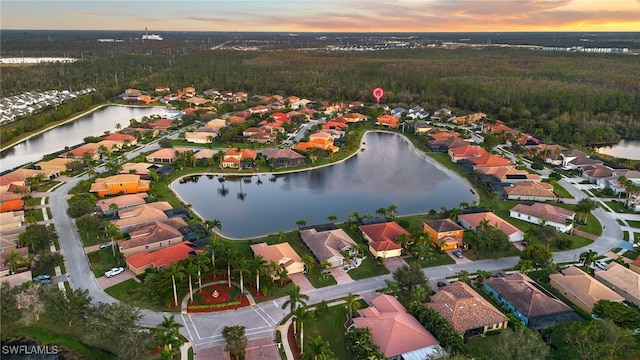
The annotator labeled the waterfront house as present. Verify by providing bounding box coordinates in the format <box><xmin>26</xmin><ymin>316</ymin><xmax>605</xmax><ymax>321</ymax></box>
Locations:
<box><xmin>118</xmin><ymin>217</ymin><xmax>188</xmax><ymax>258</ymax></box>
<box><xmin>479</xmin><ymin>167</ymin><xmax>541</xmax><ymax>184</ymax></box>
<box><xmin>145</xmin><ymin>148</ymin><xmax>189</xmax><ymax>164</ymax></box>
<box><xmin>375</xmin><ymin>114</ymin><xmax>399</xmax><ymax>128</ymax></box>
<box><xmin>250</xmin><ymin>242</ymin><xmax>305</xmax><ymax>277</ymax></box>
<box><xmin>221</xmin><ymin>148</ymin><xmax>257</xmax><ymax>169</ymax></box>
<box><xmin>35</xmin><ymin>158</ymin><xmax>76</xmax><ymax>173</ymax></box>
<box><xmin>300</xmin><ymin>225</ymin><xmax>356</xmax><ymax>268</ymax></box>
<box><xmin>353</xmin><ymin>294</ymin><xmax>442</xmax><ymax>360</ymax></box>
<box><xmin>509</xmin><ymin>203</ymin><xmax>575</xmax><ymax>233</ymax></box>
<box><xmin>261</xmin><ymin>149</ymin><xmax>307</xmax><ymax>168</ymax></box>
<box><xmin>423</xmin><ymin>218</ymin><xmax>464</xmax><ymax>250</ymax></box>
<box><xmin>103</xmin><ymin>133</ymin><xmax>137</xmax><ymax>146</ymax></box>
<box><xmin>457</xmin><ymin>212</ymin><xmax>524</xmax><ymax>242</ymax></box>
<box><xmin>561</xmin><ymin>150</ymin><xmax>603</xmax><ymax>169</ymax></box>
<box><xmin>504</xmin><ymin>181</ymin><xmax>556</xmax><ymax>202</ymax></box>
<box><xmin>549</xmin><ymin>266</ymin><xmax>624</xmax><ymax>314</ymax></box>
<box><xmin>594</xmin><ymin>262</ymin><xmax>640</xmax><ymax>307</ymax></box>
<box><xmin>428</xmin><ymin>282</ymin><xmax>509</xmax><ymax>337</ymax></box>
<box><xmin>89</xmin><ymin>174</ymin><xmax>150</xmax><ymax>198</ymax></box>
<box><xmin>119</xmin><ymin>163</ymin><xmax>159</xmax><ymax>179</ymax></box>
<box><xmin>185</xmin><ymin>130</ymin><xmax>218</xmax><ymax>144</ymax></box>
<box><xmin>483</xmin><ymin>273</ymin><xmax>580</xmax><ymax>329</ymax></box>
<box><xmin>450</xmin><ymin>113</ymin><xmax>486</xmax><ymax>126</ymax></box>
<box><xmin>448</xmin><ymin>145</ymin><xmax>488</xmax><ymax>163</ymax></box>
<box><xmin>426</xmin><ymin>137</ymin><xmax>469</xmax><ymax>153</ymax></box>
<box><xmin>358</xmin><ymin>221</ymin><xmax>407</xmax><ymax>259</ymax></box>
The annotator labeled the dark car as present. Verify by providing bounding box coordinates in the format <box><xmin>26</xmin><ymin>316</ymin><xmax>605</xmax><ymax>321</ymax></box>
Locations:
<box><xmin>453</xmin><ymin>250</ymin><xmax>464</xmax><ymax>258</ymax></box>
<box><xmin>437</xmin><ymin>281</ymin><xmax>448</xmax><ymax>288</ymax></box>
<box><xmin>492</xmin><ymin>272</ymin><xmax>505</xmax><ymax>278</ymax></box>
<box><xmin>33</xmin><ymin>274</ymin><xmax>52</xmax><ymax>281</ymax></box>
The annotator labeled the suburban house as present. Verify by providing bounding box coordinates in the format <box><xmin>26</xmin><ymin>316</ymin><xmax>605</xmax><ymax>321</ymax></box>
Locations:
<box><xmin>448</xmin><ymin>145</ymin><xmax>488</xmax><ymax>163</ymax></box>
<box><xmin>467</xmin><ymin>153</ymin><xmax>514</xmax><ymax>170</ymax></box>
<box><xmin>483</xmin><ymin>273</ymin><xmax>580</xmax><ymax>329</ymax></box>
<box><xmin>103</xmin><ymin>133</ymin><xmax>137</xmax><ymax>146</ymax></box>
<box><xmin>533</xmin><ymin>144</ymin><xmax>566</xmax><ymax>165</ymax></box>
<box><xmin>293</xmin><ymin>132</ymin><xmax>339</xmax><ymax>153</ymax></box>
<box><xmin>509</xmin><ymin>203</ymin><xmax>575</xmax><ymax>233</ymax></box>
<box><xmin>629</xmin><ymin>256</ymin><xmax>640</xmax><ymax>275</ymax></box>
<box><xmin>126</xmin><ymin>241</ymin><xmax>198</xmax><ymax>275</ymax></box>
<box><xmin>594</xmin><ymin>262</ymin><xmax>640</xmax><ymax>307</ymax></box>
<box><xmin>112</xmin><ymin>201</ymin><xmax>173</xmax><ymax>233</ymax></box>
<box><xmin>242</xmin><ymin>127</ymin><xmax>278</xmax><ymax>144</ymax></box>
<box><xmin>147</xmin><ymin>119</ymin><xmax>174</xmax><ymax>132</ymax></box>
<box><xmin>457</xmin><ymin>212</ymin><xmax>524</xmax><ymax>242</ymax></box>
<box><xmin>375</xmin><ymin>114</ymin><xmax>399</xmax><ymax>128</ymax></box>
<box><xmin>89</xmin><ymin>174</ymin><xmax>151</xmax><ymax>197</ymax></box>
<box><xmin>504</xmin><ymin>181</ymin><xmax>556</xmax><ymax>202</ymax></box>
<box><xmin>342</xmin><ymin>113</ymin><xmax>368</xmax><ymax>123</ymax></box>
<box><xmin>4</xmin><ymin>168</ymin><xmax>58</xmax><ymax>182</ymax></box>
<box><xmin>426</xmin><ymin>137</ymin><xmax>469</xmax><ymax>153</ymax></box>
<box><xmin>423</xmin><ymin>218</ymin><xmax>465</xmax><ymax>250</ymax></box>
<box><xmin>221</xmin><ymin>148</ymin><xmax>258</xmax><ymax>169</ymax></box>
<box><xmin>261</xmin><ymin>149</ymin><xmax>307</xmax><ymax>168</ymax></box>
<box><xmin>118</xmin><ymin>217</ymin><xmax>188</xmax><ymax>257</ymax></box>
<box><xmin>0</xmin><ymin>176</ymin><xmax>25</xmax><ymax>193</ymax></box>
<box><xmin>0</xmin><ymin>193</ymin><xmax>23</xmax><ymax>213</ymax></box>
<box><xmin>194</xmin><ymin>149</ymin><xmax>218</xmax><ymax>163</ymax></box>
<box><xmin>145</xmin><ymin>148</ymin><xmax>189</xmax><ymax>163</ymax></box>
<box><xmin>35</xmin><ymin>158</ymin><xmax>76</xmax><ymax>173</ymax></box>
<box><xmin>429</xmin><ymin>130</ymin><xmax>460</xmax><ymax>142</ymax></box>
<box><xmin>59</xmin><ymin>146</ymin><xmax>99</xmax><ymax>160</ymax></box>
<box><xmin>450</xmin><ymin>112</ymin><xmax>486</xmax><ymax>126</ymax></box>
<box><xmin>428</xmin><ymin>282</ymin><xmax>509</xmax><ymax>337</ymax></box>
<box><xmin>582</xmin><ymin>164</ymin><xmax>614</xmax><ymax>182</ymax></box>
<box><xmin>629</xmin><ymin>195</ymin><xmax>640</xmax><ymax>212</ymax></box>
<box><xmin>250</xmin><ymin>242</ymin><xmax>305</xmax><ymax>277</ymax></box>
<box><xmin>299</xmin><ymin>225</ymin><xmax>356</xmax><ymax>268</ymax></box>
<box><xmin>549</xmin><ymin>266</ymin><xmax>624</xmax><ymax>314</ymax></box>
<box><xmin>561</xmin><ymin>150</ymin><xmax>603</xmax><ymax>169</ymax></box>
<box><xmin>0</xmin><ymin>211</ymin><xmax>23</xmax><ymax>231</ymax></box>
<box><xmin>358</xmin><ymin>221</ymin><xmax>407</xmax><ymax>259</ymax></box>
<box><xmin>0</xmin><ymin>246</ymin><xmax>32</xmax><ymax>287</ymax></box>
<box><xmin>479</xmin><ymin>167</ymin><xmax>541</xmax><ymax>184</ymax></box>
<box><xmin>206</xmin><ymin>118</ymin><xmax>228</xmax><ymax>131</ymax></box>
<box><xmin>95</xmin><ymin>193</ymin><xmax>148</xmax><ymax>216</ymax></box>
<box><xmin>184</xmin><ymin>130</ymin><xmax>218</xmax><ymax>144</ymax></box>
<box><xmin>352</xmin><ymin>294</ymin><xmax>442</xmax><ymax>360</ymax></box>
<box><xmin>119</xmin><ymin>163</ymin><xmax>159</xmax><ymax>179</ymax></box>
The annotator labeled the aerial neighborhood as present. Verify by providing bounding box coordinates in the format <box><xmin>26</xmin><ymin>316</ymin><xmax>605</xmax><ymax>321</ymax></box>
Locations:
<box><xmin>3</xmin><ymin>83</ymin><xmax>640</xmax><ymax>360</ymax></box>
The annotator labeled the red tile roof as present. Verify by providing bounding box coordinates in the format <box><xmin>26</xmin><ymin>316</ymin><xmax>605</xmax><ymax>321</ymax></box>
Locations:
<box><xmin>126</xmin><ymin>241</ymin><xmax>197</xmax><ymax>270</ymax></box>
<box><xmin>457</xmin><ymin>212</ymin><xmax>522</xmax><ymax>237</ymax></box>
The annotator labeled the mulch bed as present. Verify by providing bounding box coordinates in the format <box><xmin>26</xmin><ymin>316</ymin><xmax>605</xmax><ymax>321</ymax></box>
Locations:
<box><xmin>287</xmin><ymin>321</ymin><xmax>301</xmax><ymax>359</ymax></box>
<box><xmin>186</xmin><ymin>283</ymin><xmax>250</xmax><ymax>313</ymax></box>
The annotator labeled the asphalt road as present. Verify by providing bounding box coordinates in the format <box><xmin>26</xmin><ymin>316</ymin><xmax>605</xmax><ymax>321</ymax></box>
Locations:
<box><xmin>48</xmin><ymin>143</ymin><xmax>624</xmax><ymax>350</ymax></box>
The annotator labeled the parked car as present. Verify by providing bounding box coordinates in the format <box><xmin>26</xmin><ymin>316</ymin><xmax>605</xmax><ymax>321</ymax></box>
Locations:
<box><xmin>437</xmin><ymin>280</ymin><xmax>448</xmax><ymax>288</ymax></box>
<box><xmin>33</xmin><ymin>274</ymin><xmax>51</xmax><ymax>281</ymax></box>
<box><xmin>38</xmin><ymin>279</ymin><xmax>53</xmax><ymax>285</ymax></box>
<box><xmin>104</xmin><ymin>267</ymin><xmax>124</xmax><ymax>278</ymax></box>
<box><xmin>99</xmin><ymin>242</ymin><xmax>112</xmax><ymax>249</ymax></box>
<box><xmin>595</xmin><ymin>260</ymin><xmax>608</xmax><ymax>270</ymax></box>
<box><xmin>492</xmin><ymin>272</ymin><xmax>505</xmax><ymax>278</ymax></box>
<box><xmin>521</xmin><ymin>241</ymin><xmax>530</xmax><ymax>248</ymax></box>
<box><xmin>453</xmin><ymin>250</ymin><xmax>464</xmax><ymax>258</ymax></box>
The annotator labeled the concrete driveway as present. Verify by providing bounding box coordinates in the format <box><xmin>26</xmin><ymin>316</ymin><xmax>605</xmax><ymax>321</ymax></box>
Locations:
<box><xmin>447</xmin><ymin>250</ymin><xmax>473</xmax><ymax>264</ymax></box>
<box><xmin>95</xmin><ymin>269</ymin><xmax>136</xmax><ymax>289</ymax></box>
<box><xmin>383</xmin><ymin>257</ymin><xmax>407</xmax><ymax>273</ymax></box>
<box><xmin>329</xmin><ymin>267</ymin><xmax>354</xmax><ymax>284</ymax></box>
<box><xmin>288</xmin><ymin>273</ymin><xmax>314</xmax><ymax>292</ymax></box>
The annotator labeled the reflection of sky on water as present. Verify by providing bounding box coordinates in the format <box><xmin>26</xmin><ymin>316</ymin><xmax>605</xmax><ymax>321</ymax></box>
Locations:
<box><xmin>596</xmin><ymin>140</ymin><xmax>640</xmax><ymax>160</ymax></box>
<box><xmin>173</xmin><ymin>132</ymin><xmax>475</xmax><ymax>239</ymax></box>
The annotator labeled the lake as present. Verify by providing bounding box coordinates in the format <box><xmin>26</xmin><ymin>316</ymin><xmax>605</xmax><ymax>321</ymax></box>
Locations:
<box><xmin>172</xmin><ymin>132</ymin><xmax>477</xmax><ymax>239</ymax></box>
<box><xmin>0</xmin><ymin>105</ymin><xmax>178</xmax><ymax>172</ymax></box>
<box><xmin>596</xmin><ymin>139</ymin><xmax>640</xmax><ymax>161</ymax></box>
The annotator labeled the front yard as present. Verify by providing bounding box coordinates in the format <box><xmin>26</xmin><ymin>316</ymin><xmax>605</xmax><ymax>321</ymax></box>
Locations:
<box><xmin>87</xmin><ymin>248</ymin><xmax>125</xmax><ymax>278</ymax></box>
<box><xmin>347</xmin><ymin>256</ymin><xmax>389</xmax><ymax>280</ymax></box>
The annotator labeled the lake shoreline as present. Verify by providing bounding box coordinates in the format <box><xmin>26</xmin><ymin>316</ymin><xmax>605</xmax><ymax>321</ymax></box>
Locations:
<box><xmin>170</xmin><ymin>130</ymin><xmax>479</xmax><ymax>240</ymax></box>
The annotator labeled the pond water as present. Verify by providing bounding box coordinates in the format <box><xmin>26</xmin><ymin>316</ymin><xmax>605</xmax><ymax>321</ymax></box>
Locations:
<box><xmin>1</xmin><ymin>105</ymin><xmax>178</xmax><ymax>172</ymax></box>
<box><xmin>596</xmin><ymin>139</ymin><xmax>640</xmax><ymax>160</ymax></box>
<box><xmin>172</xmin><ymin>132</ymin><xmax>476</xmax><ymax>239</ymax></box>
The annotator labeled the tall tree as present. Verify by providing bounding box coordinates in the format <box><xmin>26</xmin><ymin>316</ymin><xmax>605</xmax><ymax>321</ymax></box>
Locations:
<box><xmin>282</xmin><ymin>284</ymin><xmax>310</xmax><ymax>335</ymax></box>
<box><xmin>251</xmin><ymin>255</ymin><xmax>267</xmax><ymax>294</ymax></box>
<box><xmin>222</xmin><ymin>325</ymin><xmax>248</xmax><ymax>360</ymax></box>
<box><xmin>344</xmin><ymin>293</ymin><xmax>361</xmax><ymax>323</ymax></box>
<box><xmin>234</xmin><ymin>257</ymin><xmax>250</xmax><ymax>297</ymax></box>
<box><xmin>168</xmin><ymin>262</ymin><xmax>185</xmax><ymax>307</ymax></box>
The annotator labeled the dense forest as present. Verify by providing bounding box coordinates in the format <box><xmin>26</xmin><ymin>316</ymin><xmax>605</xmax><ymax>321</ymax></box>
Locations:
<box><xmin>2</xmin><ymin>40</ymin><xmax>639</xmax><ymax>146</ymax></box>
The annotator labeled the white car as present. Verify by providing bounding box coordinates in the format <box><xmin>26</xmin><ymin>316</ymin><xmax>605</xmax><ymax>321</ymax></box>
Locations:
<box><xmin>104</xmin><ymin>267</ymin><xmax>124</xmax><ymax>278</ymax></box>
<box><xmin>594</xmin><ymin>260</ymin><xmax>608</xmax><ymax>270</ymax></box>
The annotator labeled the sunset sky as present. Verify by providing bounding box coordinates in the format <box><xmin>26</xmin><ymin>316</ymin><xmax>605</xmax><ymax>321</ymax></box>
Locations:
<box><xmin>2</xmin><ymin>0</ymin><xmax>638</xmax><ymax>32</ymax></box>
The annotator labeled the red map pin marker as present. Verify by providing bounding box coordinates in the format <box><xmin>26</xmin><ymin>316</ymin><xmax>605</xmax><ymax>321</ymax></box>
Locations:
<box><xmin>372</xmin><ymin>87</ymin><xmax>384</xmax><ymax>104</ymax></box>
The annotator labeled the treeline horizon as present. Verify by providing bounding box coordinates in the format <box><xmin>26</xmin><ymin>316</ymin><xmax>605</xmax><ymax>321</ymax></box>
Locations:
<box><xmin>1</xmin><ymin>47</ymin><xmax>639</xmax><ymax>146</ymax></box>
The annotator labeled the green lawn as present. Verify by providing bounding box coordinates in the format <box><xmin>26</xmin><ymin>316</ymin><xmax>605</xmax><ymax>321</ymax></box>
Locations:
<box><xmin>627</xmin><ymin>220</ymin><xmax>640</xmax><ymax>229</ymax></box>
<box><xmin>80</xmin><ymin>227</ymin><xmax>108</xmax><ymax>247</ymax></box>
<box><xmin>404</xmin><ymin>252</ymin><xmax>456</xmax><ymax>268</ymax></box>
<box><xmin>105</xmin><ymin>278</ymin><xmax>173</xmax><ymax>311</ymax></box>
<box><xmin>306</xmin><ymin>268</ymin><xmax>337</xmax><ymax>288</ymax></box>
<box><xmin>624</xmin><ymin>232</ymin><xmax>630</xmax><ymax>241</ymax></box>
<box><xmin>576</xmin><ymin>213</ymin><xmax>602</xmax><ymax>236</ymax></box>
<box><xmin>87</xmin><ymin>248</ymin><xmax>125</xmax><ymax>278</ymax></box>
<box><xmin>302</xmin><ymin>301</ymin><xmax>367</xmax><ymax>360</ymax></box>
<box><xmin>543</xmin><ymin>179</ymin><xmax>574</xmax><ymax>198</ymax></box>
<box><xmin>24</xmin><ymin>197</ymin><xmax>42</xmax><ymax>207</ymax></box>
<box><xmin>604</xmin><ymin>200</ymin><xmax>634</xmax><ymax>213</ymax></box>
<box><xmin>622</xmin><ymin>249</ymin><xmax>640</xmax><ymax>260</ymax></box>
<box><xmin>347</xmin><ymin>256</ymin><xmax>389</xmax><ymax>280</ymax></box>
<box><xmin>467</xmin><ymin>334</ymin><xmax>501</xmax><ymax>360</ymax></box>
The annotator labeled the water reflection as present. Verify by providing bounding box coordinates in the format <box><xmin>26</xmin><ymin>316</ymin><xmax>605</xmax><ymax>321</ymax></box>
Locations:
<box><xmin>173</xmin><ymin>132</ymin><xmax>476</xmax><ymax>239</ymax></box>
<box><xmin>596</xmin><ymin>139</ymin><xmax>640</xmax><ymax>160</ymax></box>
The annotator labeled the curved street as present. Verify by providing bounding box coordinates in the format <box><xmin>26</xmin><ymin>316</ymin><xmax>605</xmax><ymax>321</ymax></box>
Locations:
<box><xmin>47</xmin><ymin>162</ymin><xmax>629</xmax><ymax>353</ymax></box>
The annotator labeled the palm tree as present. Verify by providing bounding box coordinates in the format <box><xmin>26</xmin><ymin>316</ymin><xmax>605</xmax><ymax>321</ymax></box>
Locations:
<box><xmin>233</xmin><ymin>257</ymin><xmax>250</xmax><ymax>297</ymax></box>
<box><xmin>375</xmin><ymin>207</ymin><xmax>387</xmax><ymax>217</ymax></box>
<box><xmin>282</xmin><ymin>284</ymin><xmax>310</xmax><ymax>334</ymax></box>
<box><xmin>204</xmin><ymin>236</ymin><xmax>220</xmax><ymax>268</ymax></box>
<box><xmin>221</xmin><ymin>247</ymin><xmax>236</xmax><ymax>287</ymax></box>
<box><xmin>457</xmin><ymin>269</ymin><xmax>471</xmax><ymax>283</ymax></box>
<box><xmin>475</xmin><ymin>270</ymin><xmax>492</xmax><ymax>285</ymax></box>
<box><xmin>193</xmin><ymin>251</ymin><xmax>210</xmax><ymax>289</ymax></box>
<box><xmin>344</xmin><ymin>293</ymin><xmax>361</xmax><ymax>323</ymax></box>
<box><xmin>294</xmin><ymin>306</ymin><xmax>312</xmax><ymax>354</ymax></box>
<box><xmin>305</xmin><ymin>336</ymin><xmax>332</xmax><ymax>360</ymax></box>
<box><xmin>185</xmin><ymin>262</ymin><xmax>198</xmax><ymax>302</ymax></box>
<box><xmin>327</xmin><ymin>214</ymin><xmax>337</xmax><ymax>223</ymax></box>
<box><xmin>576</xmin><ymin>198</ymin><xmax>597</xmax><ymax>224</ymax></box>
<box><xmin>378</xmin><ymin>279</ymin><xmax>399</xmax><ymax>296</ymax></box>
<box><xmin>4</xmin><ymin>249</ymin><xmax>24</xmax><ymax>273</ymax></box>
<box><xmin>319</xmin><ymin>260</ymin><xmax>332</xmax><ymax>275</ymax></box>
<box><xmin>515</xmin><ymin>259</ymin><xmax>534</xmax><ymax>274</ymax></box>
<box><xmin>580</xmin><ymin>249</ymin><xmax>598</xmax><ymax>269</ymax></box>
<box><xmin>251</xmin><ymin>255</ymin><xmax>267</xmax><ymax>294</ymax></box>
<box><xmin>296</xmin><ymin>219</ymin><xmax>307</xmax><ymax>228</ymax></box>
<box><xmin>155</xmin><ymin>315</ymin><xmax>183</xmax><ymax>352</ymax></box>
<box><xmin>205</xmin><ymin>218</ymin><xmax>222</xmax><ymax>240</ymax></box>
<box><xmin>104</xmin><ymin>222</ymin><xmax>121</xmax><ymax>256</ymax></box>
<box><xmin>302</xmin><ymin>254</ymin><xmax>316</xmax><ymax>273</ymax></box>
<box><xmin>386</xmin><ymin>204</ymin><xmax>398</xmax><ymax>219</ymax></box>
<box><xmin>168</xmin><ymin>262</ymin><xmax>185</xmax><ymax>307</ymax></box>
